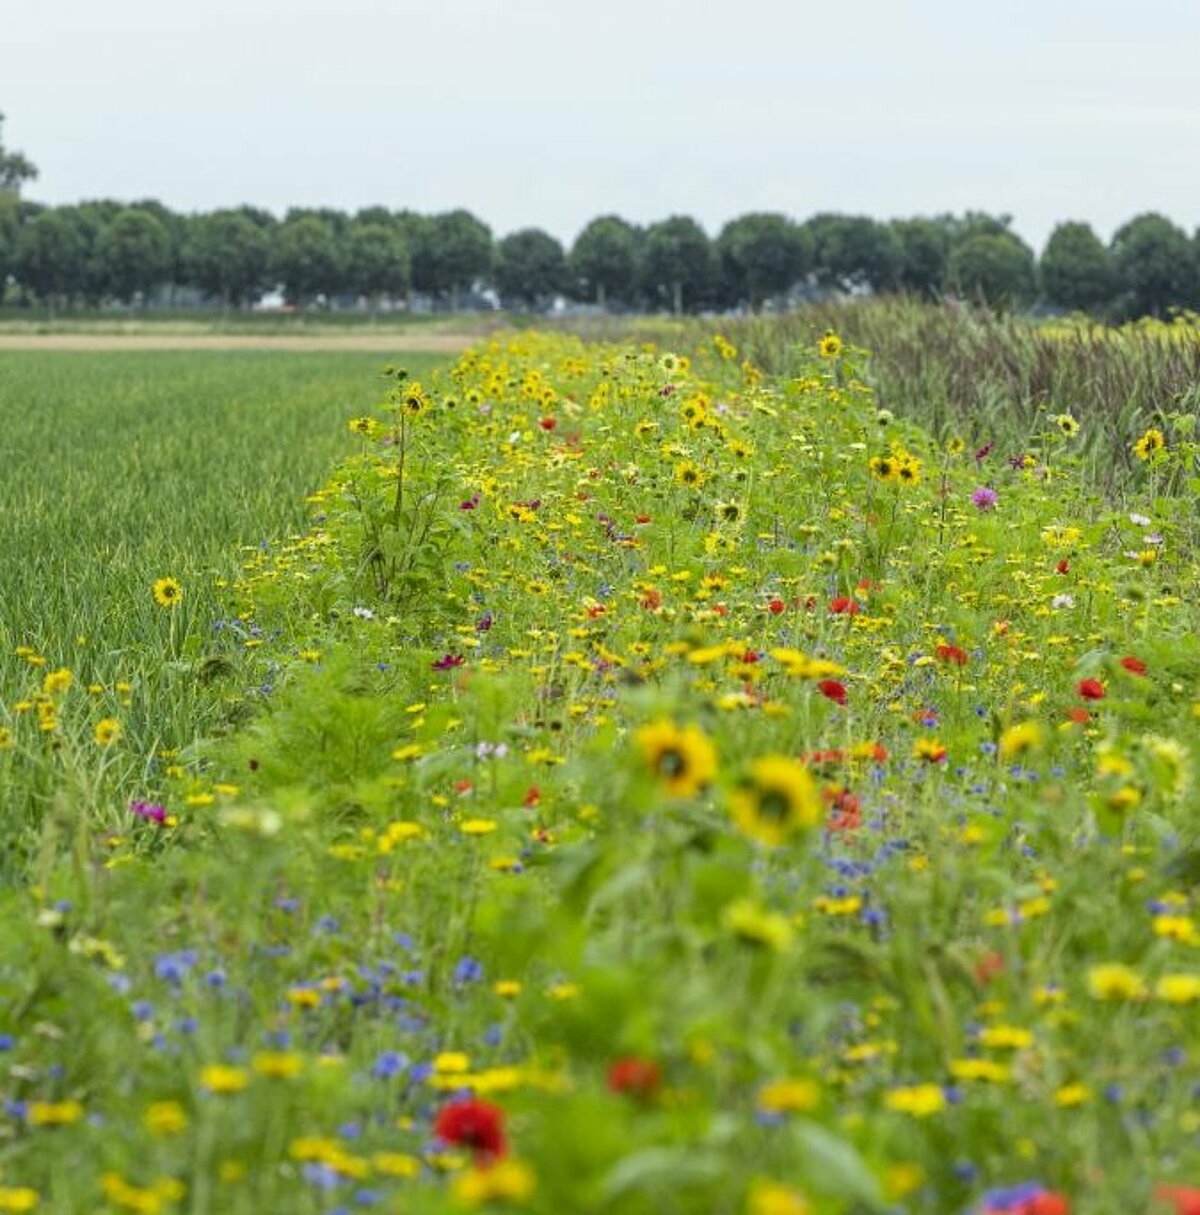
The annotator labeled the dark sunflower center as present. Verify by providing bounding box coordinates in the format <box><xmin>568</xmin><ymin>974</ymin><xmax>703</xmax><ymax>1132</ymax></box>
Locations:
<box><xmin>658</xmin><ymin>748</ymin><xmax>686</xmax><ymax>778</ymax></box>
<box><xmin>758</xmin><ymin>789</ymin><xmax>792</xmax><ymax>822</ymax></box>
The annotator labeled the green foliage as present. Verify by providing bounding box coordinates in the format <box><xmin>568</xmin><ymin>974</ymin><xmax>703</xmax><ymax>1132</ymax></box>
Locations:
<box><xmin>96</xmin><ymin>207</ymin><xmax>173</xmax><ymax>303</ymax></box>
<box><xmin>495</xmin><ymin>228</ymin><xmax>566</xmax><ymax>310</ymax></box>
<box><xmin>14</xmin><ymin>210</ymin><xmax>85</xmax><ymax>305</ymax></box>
<box><xmin>272</xmin><ymin>214</ymin><xmax>345</xmax><ymax>305</ymax></box>
<box><xmin>568</xmin><ymin>215</ymin><xmax>639</xmax><ymax>306</ymax></box>
<box><xmin>889</xmin><ymin>218</ymin><xmax>950</xmax><ymax>299</ymax></box>
<box><xmin>946</xmin><ymin>232</ymin><xmax>1037</xmax><ymax>309</ymax></box>
<box><xmin>184</xmin><ymin>210</ymin><xmax>271</xmax><ymax>306</ymax></box>
<box><xmin>806</xmin><ymin>213</ymin><xmax>901</xmax><ymax>293</ymax></box>
<box><xmin>0</xmin><ymin>110</ymin><xmax>37</xmax><ymax>192</ymax></box>
<box><xmin>716</xmin><ymin>212</ymin><xmax>809</xmax><ymax>310</ymax></box>
<box><xmin>345</xmin><ymin>219</ymin><xmax>411</xmax><ymax>305</ymax></box>
<box><xmin>1041</xmin><ymin>221</ymin><xmax>1115</xmax><ymax>313</ymax></box>
<box><xmin>1110</xmin><ymin>212</ymin><xmax>1199</xmax><ymax>319</ymax></box>
<box><xmin>641</xmin><ymin>216</ymin><xmax>713</xmax><ymax>314</ymax></box>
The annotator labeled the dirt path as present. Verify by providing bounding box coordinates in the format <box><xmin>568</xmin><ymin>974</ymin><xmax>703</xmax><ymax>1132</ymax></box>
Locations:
<box><xmin>0</xmin><ymin>332</ymin><xmax>481</xmax><ymax>353</ymax></box>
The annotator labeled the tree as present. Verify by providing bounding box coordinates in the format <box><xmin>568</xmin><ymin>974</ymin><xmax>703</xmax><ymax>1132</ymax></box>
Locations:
<box><xmin>946</xmin><ymin>233</ymin><xmax>1037</xmax><ymax>309</ymax></box>
<box><xmin>1110</xmin><ymin>213</ymin><xmax>1197</xmax><ymax>319</ymax></box>
<box><xmin>96</xmin><ymin>207</ymin><xmax>173</xmax><ymax>304</ymax></box>
<box><xmin>0</xmin><ymin>193</ymin><xmax>19</xmax><ymax>294</ymax></box>
<box><xmin>806</xmin><ymin>214</ymin><xmax>902</xmax><ymax>294</ymax></box>
<box><xmin>568</xmin><ymin>215</ymin><xmax>639</xmax><ymax>307</ymax></box>
<box><xmin>184</xmin><ymin>210</ymin><xmax>271</xmax><ymax>308</ymax></box>
<box><xmin>271</xmin><ymin>215</ymin><xmax>344</xmax><ymax>306</ymax></box>
<box><xmin>1040</xmin><ymin>221</ymin><xmax>1115</xmax><ymax>313</ymax></box>
<box><xmin>716</xmin><ymin>213</ymin><xmax>809</xmax><ymax>311</ymax></box>
<box><xmin>641</xmin><ymin>216</ymin><xmax>713</xmax><ymax>315</ymax></box>
<box><xmin>423</xmin><ymin>210</ymin><xmax>493</xmax><ymax>304</ymax></box>
<box><xmin>13</xmin><ymin>210</ymin><xmax>84</xmax><ymax>310</ymax></box>
<box><xmin>0</xmin><ymin>112</ymin><xmax>37</xmax><ymax>195</ymax></box>
<box><xmin>495</xmin><ymin>228</ymin><xmax>565</xmax><ymax>311</ymax></box>
<box><xmin>345</xmin><ymin>220</ymin><xmax>410</xmax><ymax>311</ymax></box>
<box><xmin>889</xmin><ymin>218</ymin><xmax>950</xmax><ymax>298</ymax></box>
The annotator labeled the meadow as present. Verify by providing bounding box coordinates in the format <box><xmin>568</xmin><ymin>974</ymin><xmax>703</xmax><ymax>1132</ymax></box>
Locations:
<box><xmin>1</xmin><ymin>321</ymin><xmax>1199</xmax><ymax>1215</ymax></box>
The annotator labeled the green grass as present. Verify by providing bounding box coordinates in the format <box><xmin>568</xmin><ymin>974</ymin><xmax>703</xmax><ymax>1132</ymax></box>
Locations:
<box><xmin>0</xmin><ymin>350</ymin><xmax>444</xmax><ymax>868</ymax></box>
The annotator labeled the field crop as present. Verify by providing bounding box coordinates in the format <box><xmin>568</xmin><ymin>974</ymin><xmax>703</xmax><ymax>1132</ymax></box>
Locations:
<box><xmin>1</xmin><ymin>331</ymin><xmax>1199</xmax><ymax>1214</ymax></box>
<box><xmin>0</xmin><ymin>350</ymin><xmax>443</xmax><ymax>872</ymax></box>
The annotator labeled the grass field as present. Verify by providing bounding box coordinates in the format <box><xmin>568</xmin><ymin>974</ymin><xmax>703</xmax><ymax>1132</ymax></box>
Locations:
<box><xmin>0</xmin><ymin>350</ymin><xmax>444</xmax><ymax>873</ymax></box>
<box><xmin>1</xmin><ymin>323</ymin><xmax>1199</xmax><ymax>1214</ymax></box>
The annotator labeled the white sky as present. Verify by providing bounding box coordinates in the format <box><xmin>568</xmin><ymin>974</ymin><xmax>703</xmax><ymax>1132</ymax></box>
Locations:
<box><xmin>5</xmin><ymin>0</ymin><xmax>1199</xmax><ymax>251</ymax></box>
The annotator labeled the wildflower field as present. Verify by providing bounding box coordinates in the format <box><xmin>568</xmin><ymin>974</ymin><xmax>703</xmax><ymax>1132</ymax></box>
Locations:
<box><xmin>2</xmin><ymin>325</ymin><xmax>1199</xmax><ymax>1215</ymax></box>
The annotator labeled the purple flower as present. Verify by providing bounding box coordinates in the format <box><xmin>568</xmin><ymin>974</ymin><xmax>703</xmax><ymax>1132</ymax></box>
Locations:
<box><xmin>431</xmin><ymin>654</ymin><xmax>465</xmax><ymax>671</ymax></box>
<box><xmin>130</xmin><ymin>800</ymin><xmax>167</xmax><ymax>824</ymax></box>
<box><xmin>971</xmin><ymin>487</ymin><xmax>998</xmax><ymax>512</ymax></box>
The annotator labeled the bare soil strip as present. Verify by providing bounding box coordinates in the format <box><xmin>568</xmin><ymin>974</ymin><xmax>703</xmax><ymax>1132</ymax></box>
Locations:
<box><xmin>0</xmin><ymin>332</ymin><xmax>480</xmax><ymax>353</ymax></box>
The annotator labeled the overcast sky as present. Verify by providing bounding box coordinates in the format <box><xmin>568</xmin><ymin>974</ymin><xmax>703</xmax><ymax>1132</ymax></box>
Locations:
<box><xmin>5</xmin><ymin>0</ymin><xmax>1199</xmax><ymax>251</ymax></box>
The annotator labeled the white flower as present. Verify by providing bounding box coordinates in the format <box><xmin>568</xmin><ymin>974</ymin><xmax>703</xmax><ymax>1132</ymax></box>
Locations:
<box><xmin>352</xmin><ymin>606</ymin><xmax>375</xmax><ymax>620</ymax></box>
<box><xmin>1051</xmin><ymin>593</ymin><xmax>1075</xmax><ymax>610</ymax></box>
<box><xmin>1129</xmin><ymin>513</ymin><xmax>1151</xmax><ymax>526</ymax></box>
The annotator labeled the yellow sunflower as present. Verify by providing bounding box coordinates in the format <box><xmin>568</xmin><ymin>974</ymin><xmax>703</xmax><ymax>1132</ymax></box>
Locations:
<box><xmin>728</xmin><ymin>755</ymin><xmax>820</xmax><ymax>846</ymax></box>
<box><xmin>152</xmin><ymin>578</ymin><xmax>183</xmax><ymax>608</ymax></box>
<box><xmin>636</xmin><ymin>720</ymin><xmax>717</xmax><ymax>797</ymax></box>
<box><xmin>819</xmin><ymin>331</ymin><xmax>843</xmax><ymax>359</ymax></box>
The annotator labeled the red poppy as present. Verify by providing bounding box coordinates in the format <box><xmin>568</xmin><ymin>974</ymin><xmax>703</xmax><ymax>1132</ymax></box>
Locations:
<box><xmin>1120</xmin><ymin>656</ymin><xmax>1147</xmax><ymax>676</ymax></box>
<box><xmin>1077</xmin><ymin>678</ymin><xmax>1105</xmax><ymax>701</ymax></box>
<box><xmin>607</xmin><ymin>1056</ymin><xmax>662</xmax><ymax>1098</ymax></box>
<box><xmin>1066</xmin><ymin>707</ymin><xmax>1091</xmax><ymax>724</ymax></box>
<box><xmin>1155</xmin><ymin>1185</ymin><xmax>1200</xmax><ymax>1215</ymax></box>
<box><xmin>539</xmin><ymin>416</ymin><xmax>557</xmax><ymax>430</ymax></box>
<box><xmin>817</xmin><ymin>679</ymin><xmax>847</xmax><ymax>705</ymax></box>
<box><xmin>433</xmin><ymin>1098</ymin><xmax>507</xmax><ymax>1160</ymax></box>
<box><xmin>767</xmin><ymin>598</ymin><xmax>786</xmax><ymax>614</ymax></box>
<box><xmin>828</xmin><ymin>597</ymin><xmax>860</xmax><ymax>615</ymax></box>
<box><xmin>826</xmin><ymin>789</ymin><xmax>861</xmax><ymax>831</ymax></box>
<box><xmin>1024</xmin><ymin>1194</ymin><xmax>1070</xmax><ymax>1215</ymax></box>
<box><xmin>936</xmin><ymin>643</ymin><xmax>968</xmax><ymax>666</ymax></box>
<box><xmin>523</xmin><ymin>786</ymin><xmax>540</xmax><ymax>808</ymax></box>
<box><xmin>805</xmin><ymin>748</ymin><xmax>846</xmax><ymax>767</ymax></box>
<box><xmin>635</xmin><ymin>514</ymin><xmax>652</xmax><ymax>524</ymax></box>
<box><xmin>1056</xmin><ymin>559</ymin><xmax>1070</xmax><ymax>575</ymax></box>
<box><xmin>741</xmin><ymin>651</ymin><xmax>760</xmax><ymax>664</ymax></box>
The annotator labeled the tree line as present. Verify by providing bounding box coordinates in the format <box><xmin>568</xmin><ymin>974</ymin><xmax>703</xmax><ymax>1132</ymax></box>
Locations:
<box><xmin>2</xmin><ymin>120</ymin><xmax>1198</xmax><ymax>318</ymax></box>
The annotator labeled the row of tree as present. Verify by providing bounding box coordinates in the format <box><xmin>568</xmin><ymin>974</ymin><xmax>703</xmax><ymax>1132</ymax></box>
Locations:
<box><xmin>4</xmin><ymin>197</ymin><xmax>1198</xmax><ymax>319</ymax></box>
<box><xmin>1</xmin><ymin>120</ymin><xmax>1197</xmax><ymax>317</ymax></box>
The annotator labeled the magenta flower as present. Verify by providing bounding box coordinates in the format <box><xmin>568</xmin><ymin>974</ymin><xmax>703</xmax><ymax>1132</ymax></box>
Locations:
<box><xmin>432</xmin><ymin>654</ymin><xmax>466</xmax><ymax>671</ymax></box>
<box><xmin>130</xmin><ymin>800</ymin><xmax>168</xmax><ymax>824</ymax></box>
<box><xmin>972</xmin><ymin>487</ymin><xmax>998</xmax><ymax>511</ymax></box>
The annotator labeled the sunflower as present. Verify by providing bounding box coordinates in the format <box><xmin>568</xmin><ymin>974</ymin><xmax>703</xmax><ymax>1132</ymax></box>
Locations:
<box><xmin>819</xmin><ymin>331</ymin><xmax>843</xmax><ymax>359</ymax></box>
<box><xmin>152</xmin><ymin>578</ymin><xmax>183</xmax><ymax>609</ymax></box>
<box><xmin>895</xmin><ymin>456</ymin><xmax>922</xmax><ymax>486</ymax></box>
<box><xmin>1054</xmin><ymin>414</ymin><xmax>1080</xmax><ymax>438</ymax></box>
<box><xmin>675</xmin><ymin>461</ymin><xmax>706</xmax><ymax>489</ymax></box>
<box><xmin>1132</xmin><ymin>427</ymin><xmax>1166</xmax><ymax>460</ymax></box>
<box><xmin>399</xmin><ymin>382</ymin><xmax>430</xmax><ymax>418</ymax></box>
<box><xmin>869</xmin><ymin>455</ymin><xmax>898</xmax><ymax>482</ymax></box>
<box><xmin>715</xmin><ymin>500</ymin><xmax>745</xmax><ymax>526</ymax></box>
<box><xmin>728</xmin><ymin>755</ymin><xmax>820</xmax><ymax>846</ymax></box>
<box><xmin>636</xmin><ymin>720</ymin><xmax>717</xmax><ymax>798</ymax></box>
